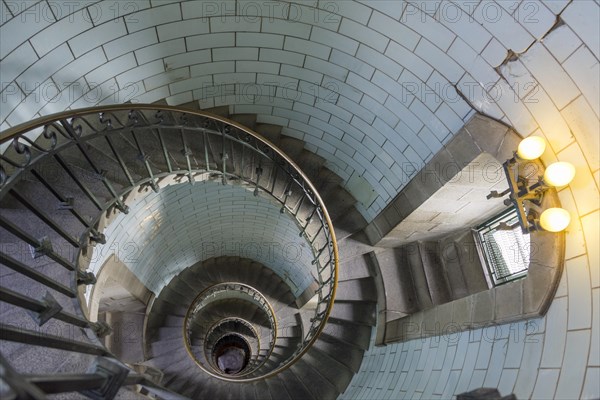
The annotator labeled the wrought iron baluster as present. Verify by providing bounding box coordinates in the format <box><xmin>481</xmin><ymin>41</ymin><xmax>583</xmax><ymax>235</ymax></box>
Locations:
<box><xmin>104</xmin><ymin>135</ymin><xmax>135</xmax><ymax>187</ymax></box>
<box><xmin>29</xmin><ymin>169</ymin><xmax>91</xmax><ymax>229</ymax></box>
<box><xmin>156</xmin><ymin>128</ymin><xmax>173</xmax><ymax>173</ymax></box>
<box><xmin>53</xmin><ymin>154</ymin><xmax>103</xmax><ymax>210</ymax></box>
<box><xmin>0</xmin><ymin>323</ymin><xmax>111</xmax><ymax>356</ymax></box>
<box><xmin>180</xmin><ymin>129</ymin><xmax>194</xmax><ymax>184</ymax></box>
<box><xmin>130</xmin><ymin>130</ymin><xmax>158</xmax><ymax>192</ymax></box>
<box><xmin>9</xmin><ymin>189</ymin><xmax>80</xmax><ymax>248</ymax></box>
<box><xmin>0</xmin><ymin>252</ymin><xmax>76</xmax><ymax>297</ymax></box>
<box><xmin>0</xmin><ymin>216</ymin><xmax>76</xmax><ymax>271</ymax></box>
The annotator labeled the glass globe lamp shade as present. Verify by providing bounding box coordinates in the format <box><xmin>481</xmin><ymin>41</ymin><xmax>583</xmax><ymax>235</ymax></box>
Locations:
<box><xmin>539</xmin><ymin>208</ymin><xmax>571</xmax><ymax>232</ymax></box>
<box><xmin>544</xmin><ymin>162</ymin><xmax>576</xmax><ymax>187</ymax></box>
<box><xmin>517</xmin><ymin>137</ymin><xmax>546</xmax><ymax>160</ymax></box>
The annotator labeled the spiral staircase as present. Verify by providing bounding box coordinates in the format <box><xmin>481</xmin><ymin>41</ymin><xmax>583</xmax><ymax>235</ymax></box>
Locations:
<box><xmin>0</xmin><ymin>104</ymin><xmax>378</xmax><ymax>399</ymax></box>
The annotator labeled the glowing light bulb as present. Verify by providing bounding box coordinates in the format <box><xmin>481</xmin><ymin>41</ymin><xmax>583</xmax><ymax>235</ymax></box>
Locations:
<box><xmin>517</xmin><ymin>137</ymin><xmax>546</xmax><ymax>160</ymax></box>
<box><xmin>544</xmin><ymin>162</ymin><xmax>576</xmax><ymax>187</ymax></box>
<box><xmin>539</xmin><ymin>208</ymin><xmax>571</xmax><ymax>232</ymax></box>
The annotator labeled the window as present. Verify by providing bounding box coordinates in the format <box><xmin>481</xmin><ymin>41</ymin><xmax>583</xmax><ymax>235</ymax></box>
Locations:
<box><xmin>474</xmin><ymin>207</ymin><xmax>530</xmax><ymax>286</ymax></box>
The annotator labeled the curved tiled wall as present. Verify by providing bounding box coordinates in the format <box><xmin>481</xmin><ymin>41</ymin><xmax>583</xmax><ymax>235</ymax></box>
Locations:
<box><xmin>86</xmin><ymin>181</ymin><xmax>315</xmax><ymax>297</ymax></box>
<box><xmin>1</xmin><ymin>1</ymin><xmax>598</xmax><ymax>398</ymax></box>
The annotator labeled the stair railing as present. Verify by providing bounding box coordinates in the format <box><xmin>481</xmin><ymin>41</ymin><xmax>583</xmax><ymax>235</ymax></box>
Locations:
<box><xmin>0</xmin><ymin>104</ymin><xmax>338</xmax><ymax>392</ymax></box>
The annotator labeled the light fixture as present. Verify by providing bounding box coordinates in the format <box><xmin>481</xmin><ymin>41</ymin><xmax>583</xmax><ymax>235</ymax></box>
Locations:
<box><xmin>539</xmin><ymin>208</ymin><xmax>571</xmax><ymax>232</ymax></box>
<box><xmin>487</xmin><ymin>137</ymin><xmax>575</xmax><ymax>233</ymax></box>
<box><xmin>543</xmin><ymin>161</ymin><xmax>576</xmax><ymax>187</ymax></box>
<box><xmin>517</xmin><ymin>136</ymin><xmax>546</xmax><ymax>160</ymax></box>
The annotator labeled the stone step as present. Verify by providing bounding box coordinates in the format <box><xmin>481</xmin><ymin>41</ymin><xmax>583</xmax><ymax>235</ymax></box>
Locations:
<box><xmin>419</xmin><ymin>241</ymin><xmax>453</xmax><ymax>305</ymax></box>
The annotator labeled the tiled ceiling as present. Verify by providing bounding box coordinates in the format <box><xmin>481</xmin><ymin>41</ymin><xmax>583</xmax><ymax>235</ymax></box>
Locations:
<box><xmin>1</xmin><ymin>0</ymin><xmax>597</xmax><ymax>220</ymax></box>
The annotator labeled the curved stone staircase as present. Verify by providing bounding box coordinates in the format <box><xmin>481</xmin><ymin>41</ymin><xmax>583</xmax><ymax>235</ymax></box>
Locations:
<box><xmin>0</xmin><ymin>105</ymin><xmax>377</xmax><ymax>399</ymax></box>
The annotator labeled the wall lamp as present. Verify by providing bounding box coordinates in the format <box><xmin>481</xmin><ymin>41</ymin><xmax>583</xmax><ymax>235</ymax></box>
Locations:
<box><xmin>487</xmin><ymin>136</ymin><xmax>575</xmax><ymax>233</ymax></box>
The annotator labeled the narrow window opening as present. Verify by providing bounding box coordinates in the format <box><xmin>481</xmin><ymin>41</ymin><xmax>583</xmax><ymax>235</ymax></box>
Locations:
<box><xmin>474</xmin><ymin>207</ymin><xmax>530</xmax><ymax>286</ymax></box>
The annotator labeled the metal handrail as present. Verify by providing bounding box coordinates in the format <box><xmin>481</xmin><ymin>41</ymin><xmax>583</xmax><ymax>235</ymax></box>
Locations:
<box><xmin>0</xmin><ymin>104</ymin><xmax>338</xmax><ymax>390</ymax></box>
<box><xmin>183</xmin><ymin>282</ymin><xmax>277</xmax><ymax>379</ymax></box>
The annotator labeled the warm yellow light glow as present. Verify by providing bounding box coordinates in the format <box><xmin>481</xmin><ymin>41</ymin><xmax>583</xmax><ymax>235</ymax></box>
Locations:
<box><xmin>544</xmin><ymin>162</ymin><xmax>576</xmax><ymax>187</ymax></box>
<box><xmin>517</xmin><ymin>136</ymin><xmax>546</xmax><ymax>160</ymax></box>
<box><xmin>539</xmin><ymin>208</ymin><xmax>571</xmax><ymax>232</ymax></box>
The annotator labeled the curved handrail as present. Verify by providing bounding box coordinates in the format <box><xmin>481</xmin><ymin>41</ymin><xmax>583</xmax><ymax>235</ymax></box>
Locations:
<box><xmin>0</xmin><ymin>104</ymin><xmax>338</xmax><ymax>385</ymax></box>
<box><xmin>183</xmin><ymin>282</ymin><xmax>277</xmax><ymax>379</ymax></box>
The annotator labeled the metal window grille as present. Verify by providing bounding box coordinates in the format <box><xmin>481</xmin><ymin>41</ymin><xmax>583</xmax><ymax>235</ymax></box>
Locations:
<box><xmin>474</xmin><ymin>207</ymin><xmax>530</xmax><ymax>286</ymax></box>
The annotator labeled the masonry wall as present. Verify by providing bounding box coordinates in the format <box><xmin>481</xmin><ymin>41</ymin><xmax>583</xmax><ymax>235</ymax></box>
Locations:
<box><xmin>341</xmin><ymin>1</ymin><xmax>599</xmax><ymax>398</ymax></box>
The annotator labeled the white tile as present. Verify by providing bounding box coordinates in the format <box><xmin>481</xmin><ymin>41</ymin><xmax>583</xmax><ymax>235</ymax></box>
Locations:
<box><xmin>164</xmin><ymin>49</ymin><xmax>211</xmax><ymax>70</ymax></box>
<box><xmin>541</xmin><ymin>296</ymin><xmax>568</xmax><ymax>367</ymax></box>
<box><xmin>457</xmin><ymin>73</ymin><xmax>504</xmax><ymax>120</ymax></box>
<box><xmin>209</xmin><ymin>15</ymin><xmax>260</xmax><ymax>33</ymax></box>
<box><xmin>86</xmin><ymin>53</ymin><xmax>137</xmax><ymax>86</ymax></box>
<box><xmin>402</xmin><ymin>6</ymin><xmax>455</xmax><ymax>51</ymax></box>
<box><xmin>581</xmin><ymin>367</ymin><xmax>600</xmax><ymax>400</ymax></box>
<box><xmin>360</xmin><ymin>96</ymin><xmax>398</xmax><ymax>127</ymax></box>
<box><xmin>69</xmin><ymin>19</ymin><xmax>127</xmax><ymax>57</ymax></box>
<box><xmin>292</xmin><ymin>3</ymin><xmax>342</xmax><ymax>31</ymax></box>
<box><xmin>135</xmin><ymin>38</ymin><xmax>186</xmax><ymax>64</ymax></box>
<box><xmin>368</xmin><ymin>10</ymin><xmax>420</xmax><ymax>51</ymax></box>
<box><xmin>473</xmin><ymin>1</ymin><xmax>535</xmax><ymax>53</ymax></box>
<box><xmin>513</xmin><ymin>334</ymin><xmax>543</xmax><ymax>398</ymax></box>
<box><xmin>319</xmin><ymin>0</ymin><xmax>371</xmax><ymax>24</ymax></box>
<box><xmin>543</xmin><ymin>25</ymin><xmax>582</xmax><ymax>63</ymax></box>
<box><xmin>284</xmin><ymin>36</ymin><xmax>330</xmax><ymax>60</ymax></box>
<box><xmin>415</xmin><ymin>38</ymin><xmax>464</xmax><ymax>84</ymax></box>
<box><xmin>361</xmin><ymin>0</ymin><xmax>404</xmax><ymax>19</ymax></box>
<box><xmin>103</xmin><ymin>27</ymin><xmax>157</xmax><ymax>60</ymax></box>
<box><xmin>321</xmin><ymin>76</ymin><xmax>363</xmax><ymax>102</ymax></box>
<box><xmin>0</xmin><ymin>2</ymin><xmax>54</xmax><ymax>58</ymax></box>
<box><xmin>144</xmin><ymin>67</ymin><xmax>188</xmax><ymax>91</ymax></box>
<box><xmin>1</xmin><ymin>0</ymin><xmax>13</xmax><ymax>25</ymax></box>
<box><xmin>557</xmin><ymin>143</ymin><xmax>599</xmax><ymax>216</ymax></box>
<box><xmin>582</xmin><ymin>213</ymin><xmax>600</xmax><ymax>288</ymax></box>
<box><xmin>525</xmin><ymin>91</ymin><xmax>572</xmax><ymax>153</ymax></box>
<box><xmin>116</xmin><ymin>59</ymin><xmax>163</xmax><ymax>89</ymax></box>
<box><xmin>280</xmin><ymin>64</ymin><xmax>322</xmax><ymax>85</ymax></box>
<box><xmin>356</xmin><ymin>44</ymin><xmax>402</xmax><ymax>80</ymax></box>
<box><xmin>235</xmin><ymin>61</ymin><xmax>278</xmax><ymax>74</ymax></box>
<box><xmin>125</xmin><ymin>3</ymin><xmax>181</xmax><ymax>33</ymax></box>
<box><xmin>213</xmin><ymin>47</ymin><xmax>258</xmax><ymax>61</ymax></box>
<box><xmin>181</xmin><ymin>0</ymin><xmax>234</xmax><ymax>20</ymax></box>
<box><xmin>236</xmin><ymin>32</ymin><xmax>283</xmax><ymax>49</ymax></box>
<box><xmin>563</xmin><ymin>46</ymin><xmax>600</xmax><ymax>119</ymax></box>
<box><xmin>310</xmin><ymin>25</ymin><xmax>358</xmax><ymax>55</ymax></box>
<box><xmin>481</xmin><ymin>38</ymin><xmax>508</xmax><ymax>67</ymax></box>
<box><xmin>521</xmin><ymin>42</ymin><xmax>580</xmax><ymax>109</ymax></box>
<box><xmin>16</xmin><ymin>43</ymin><xmax>73</xmax><ymax>88</ymax></box>
<box><xmin>186</xmin><ymin>32</ymin><xmax>234</xmax><ymax>51</ymax></box>
<box><xmin>531</xmin><ymin>368</ymin><xmax>560</xmax><ymax>400</ymax></box>
<box><xmin>565</xmin><ymin>256</ymin><xmax>593</xmax><ymax>330</ymax></box>
<box><xmin>561</xmin><ymin>96</ymin><xmax>600</xmax><ymax>171</ymax></box>
<box><xmin>491</xmin><ymin>79</ymin><xmax>538</xmax><ymax>136</ymax></box>
<box><xmin>304</xmin><ymin>56</ymin><xmax>347</xmax><ymax>81</ymax></box>
<box><xmin>561</xmin><ymin>1</ymin><xmax>600</xmax><ymax>59</ymax></box>
<box><xmin>541</xmin><ymin>0</ymin><xmax>570</xmax><ymax>14</ymax></box>
<box><xmin>515</xmin><ymin>1</ymin><xmax>556</xmax><ymax>39</ymax></box>
<box><xmin>448</xmin><ymin>38</ymin><xmax>499</xmax><ymax>86</ymax></box>
<box><xmin>557</xmin><ymin>188</ymin><xmax>587</xmax><ymax>260</ymax></box>
<box><xmin>156</xmin><ymin>18</ymin><xmax>209</xmax><ymax>41</ymax></box>
<box><xmin>437</xmin><ymin>3</ymin><xmax>492</xmax><ymax>53</ymax></box>
<box><xmin>337</xmin><ymin>96</ymin><xmax>374</xmax><ymax>124</ymax></box>
<box><xmin>339</xmin><ymin>17</ymin><xmax>388</xmax><ymax>53</ymax></box>
<box><xmin>372</xmin><ymin>70</ymin><xmax>413</xmax><ymax>106</ymax></box>
<box><xmin>411</xmin><ymin>99</ymin><xmax>449</xmax><ymax>140</ymax></box>
<box><xmin>0</xmin><ymin>41</ymin><xmax>37</xmax><ymax>84</ymax></box>
<box><xmin>260</xmin><ymin>48</ymin><xmax>304</xmax><ymax>67</ymax></box>
<box><xmin>87</xmin><ymin>1</ymin><xmax>151</xmax><ymax>26</ymax></box>
<box><xmin>346</xmin><ymin>72</ymin><xmax>386</xmax><ymax>103</ymax></box>
<box><xmin>30</xmin><ymin>8</ymin><xmax>93</xmax><ymax>56</ymax></box>
<box><xmin>329</xmin><ymin>49</ymin><xmax>374</xmax><ymax>79</ymax></box>
<box><xmin>213</xmin><ymin>72</ymin><xmax>255</xmax><ymax>85</ymax></box>
<box><xmin>498</xmin><ymin>369</ymin><xmax>519</xmax><ymax>396</ymax></box>
<box><xmin>555</xmin><ymin>330</ymin><xmax>591</xmax><ymax>399</ymax></box>
<box><xmin>261</xmin><ymin>17</ymin><xmax>311</xmax><ymax>39</ymax></box>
